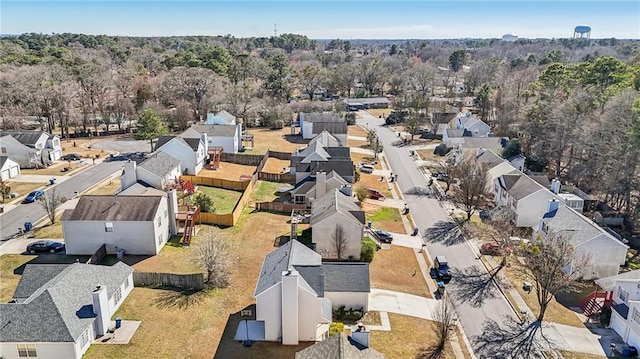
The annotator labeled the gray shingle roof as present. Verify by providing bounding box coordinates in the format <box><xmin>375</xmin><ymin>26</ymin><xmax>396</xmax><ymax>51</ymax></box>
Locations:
<box><xmin>508</xmin><ymin>175</ymin><xmax>546</xmax><ymax>200</ymax></box>
<box><xmin>290</xmin><ymin>181</ymin><xmax>317</xmax><ymax>196</ymax></box>
<box><xmin>1</xmin><ymin>131</ymin><xmax>48</xmax><ymax>146</ymax></box>
<box><xmin>499</xmin><ymin>173</ymin><xmax>521</xmax><ymax>191</ymax></box>
<box><xmin>0</xmin><ymin>155</ymin><xmax>9</xmax><ymax>168</ymax></box>
<box><xmin>541</xmin><ymin>205</ymin><xmax>620</xmax><ymax>247</ymax></box>
<box><xmin>311</xmin><ymin>189</ymin><xmax>364</xmax><ymax>226</ymax></box>
<box><xmin>445</xmin><ymin>129</ymin><xmax>465</xmax><ymax>138</ymax></box>
<box><xmin>477</xmin><ymin>150</ymin><xmax>505</xmax><ymax>169</ymax></box>
<box><xmin>297</xmin><ymin>161</ymin><xmax>355</xmax><ymax>181</ymax></box>
<box><xmin>139</xmin><ymin>152</ymin><xmax>181</xmax><ymax>178</ymax></box>
<box><xmin>302</xmin><ymin>112</ymin><xmax>343</xmax><ymax>123</ymax></box>
<box><xmin>61</xmin><ymin>195</ymin><xmax>163</xmax><ymax>222</ymax></box>
<box><xmin>595</xmin><ymin>270</ymin><xmax>640</xmax><ymax>292</ymax></box>
<box><xmin>254</xmin><ymin>239</ymin><xmax>322</xmax><ymax>297</ymax></box>
<box><xmin>325</xmin><ymin>147</ymin><xmax>351</xmax><ymax>159</ymax></box>
<box><xmin>12</xmin><ymin>264</ymin><xmax>69</xmax><ymax>300</ymax></box>
<box><xmin>456</xmin><ymin>137</ymin><xmax>507</xmax><ymax>150</ymax></box>
<box><xmin>296</xmin><ymin>265</ymin><xmax>325</xmax><ymax>296</ymax></box>
<box><xmin>215</xmin><ymin>110</ymin><xmax>236</xmax><ymax>123</ymax></box>
<box><xmin>295</xmin><ymin>332</ymin><xmax>384</xmax><ymax>359</ymax></box>
<box><xmin>0</xmin><ymin>262</ymin><xmax>133</xmax><ymax>342</ymax></box>
<box><xmin>154</xmin><ymin>136</ymin><xmax>177</xmax><ymax>150</ymax></box>
<box><xmin>530</xmin><ymin>175</ymin><xmax>550</xmax><ymax>188</ymax></box>
<box><xmin>323</xmin><ymin>263</ymin><xmax>370</xmax><ymax>293</ymax></box>
<box><xmin>310</xmin><ymin>131</ymin><xmax>341</xmax><ymax>147</ymax></box>
<box><xmin>313</xmin><ymin>122</ymin><xmax>347</xmax><ymax>135</ymax></box>
<box><xmin>155</xmin><ymin>135</ymin><xmax>200</xmax><ymax>151</ymax></box>
<box><xmin>183</xmin><ymin>138</ymin><xmax>202</xmax><ymax>151</ymax></box>
<box><xmin>190</xmin><ymin>124</ymin><xmax>238</xmax><ymax>137</ymax></box>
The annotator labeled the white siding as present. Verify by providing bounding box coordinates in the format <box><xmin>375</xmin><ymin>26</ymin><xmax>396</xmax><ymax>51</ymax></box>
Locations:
<box><xmin>611</xmin><ymin>310</ymin><xmax>626</xmax><ymax>339</ymax></box>
<box><xmin>0</xmin><ymin>342</ymin><xmax>77</xmax><ymax>359</ymax></box>
<box><xmin>297</xmin><ymin>287</ymin><xmax>328</xmax><ymax>342</ymax></box>
<box><xmin>576</xmin><ymin>234</ymin><xmax>628</xmax><ymax>279</ymax></box>
<box><xmin>137</xmin><ymin>165</ymin><xmax>181</xmax><ymax>190</ymax></box>
<box><xmin>109</xmin><ymin>272</ymin><xmax>134</xmax><ymax>314</ymax></box>
<box><xmin>256</xmin><ymin>285</ymin><xmax>282</xmax><ymax>341</ymax></box>
<box><xmin>301</xmin><ymin>122</ymin><xmax>314</xmax><ymax>139</ymax></box>
<box><xmin>158</xmin><ymin>140</ymin><xmax>201</xmax><ymax>175</ymax></box>
<box><xmin>324</xmin><ymin>292</ymin><xmax>369</xmax><ymax>311</ymax></box>
<box><xmin>514</xmin><ymin>190</ymin><xmax>557</xmax><ymax>227</ymax></box>
<box><xmin>312</xmin><ymin>213</ymin><xmax>363</xmax><ymax>260</ymax></box>
<box><xmin>0</xmin><ymin>158</ymin><xmax>20</xmax><ymax>180</ymax></box>
<box><xmin>62</xmin><ymin>198</ymin><xmax>168</xmax><ymax>255</ymax></box>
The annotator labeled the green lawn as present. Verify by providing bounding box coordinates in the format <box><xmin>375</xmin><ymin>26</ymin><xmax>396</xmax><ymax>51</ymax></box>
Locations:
<box><xmin>130</xmin><ymin>235</ymin><xmax>202</xmax><ymax>274</ymax></box>
<box><xmin>252</xmin><ymin>181</ymin><xmax>280</xmax><ymax>202</ymax></box>
<box><xmin>195</xmin><ymin>186</ymin><xmax>243</xmax><ymax>214</ymax></box>
<box><xmin>368</xmin><ymin>206</ymin><xmax>402</xmax><ymax>222</ymax></box>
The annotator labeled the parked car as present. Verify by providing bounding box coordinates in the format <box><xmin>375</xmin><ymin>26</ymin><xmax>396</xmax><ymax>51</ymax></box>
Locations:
<box><xmin>26</xmin><ymin>240</ymin><xmax>65</xmax><ymax>254</ymax></box>
<box><xmin>373</xmin><ymin>230</ymin><xmax>393</xmax><ymax>243</ymax></box>
<box><xmin>480</xmin><ymin>241</ymin><xmax>511</xmax><ymax>256</ymax></box>
<box><xmin>367</xmin><ymin>188</ymin><xmax>385</xmax><ymax>200</ymax></box>
<box><xmin>431</xmin><ymin>172</ymin><xmax>450</xmax><ymax>181</ymax></box>
<box><xmin>22</xmin><ymin>190</ymin><xmax>45</xmax><ymax>203</ymax></box>
<box><xmin>433</xmin><ymin>255</ymin><xmax>451</xmax><ymax>281</ymax></box>
<box><xmin>359</xmin><ymin>164</ymin><xmax>375</xmax><ymax>174</ymax></box>
<box><xmin>62</xmin><ymin>153</ymin><xmax>81</xmax><ymax>161</ymax></box>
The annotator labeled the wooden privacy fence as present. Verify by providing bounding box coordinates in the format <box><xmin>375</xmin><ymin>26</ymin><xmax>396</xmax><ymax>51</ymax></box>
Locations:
<box><xmin>187</xmin><ymin>174</ymin><xmax>258</xmax><ymax>227</ymax></box>
<box><xmin>221</xmin><ymin>153</ymin><xmax>264</xmax><ymax>166</ymax></box>
<box><xmin>180</xmin><ymin>175</ymin><xmax>250</xmax><ymax>191</ymax></box>
<box><xmin>256</xmin><ymin>202</ymin><xmax>306</xmax><ymax>213</ymax></box>
<box><xmin>86</xmin><ymin>244</ymin><xmax>107</xmax><ymax>265</ymax></box>
<box><xmin>133</xmin><ymin>271</ymin><xmax>204</xmax><ymax>290</ymax></box>
<box><xmin>257</xmin><ymin>172</ymin><xmax>296</xmax><ymax>183</ymax></box>
<box><xmin>267</xmin><ymin>150</ymin><xmax>292</xmax><ymax>161</ymax></box>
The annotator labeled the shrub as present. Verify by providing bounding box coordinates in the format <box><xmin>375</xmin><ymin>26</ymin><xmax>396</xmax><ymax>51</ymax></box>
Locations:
<box><xmin>355</xmin><ymin>186</ymin><xmax>368</xmax><ymax>202</ymax></box>
<box><xmin>344</xmin><ymin>112</ymin><xmax>356</xmax><ymax>125</ymax></box>
<box><xmin>194</xmin><ymin>193</ymin><xmax>214</xmax><ymax>213</ymax></box>
<box><xmin>434</xmin><ymin>143</ymin><xmax>451</xmax><ymax>156</ymax></box>
<box><xmin>333</xmin><ymin>306</ymin><xmax>364</xmax><ymax>323</ymax></box>
<box><xmin>329</xmin><ymin>322</ymin><xmax>344</xmax><ymax>336</ymax></box>
<box><xmin>361</xmin><ymin>237</ymin><xmax>377</xmax><ymax>263</ymax></box>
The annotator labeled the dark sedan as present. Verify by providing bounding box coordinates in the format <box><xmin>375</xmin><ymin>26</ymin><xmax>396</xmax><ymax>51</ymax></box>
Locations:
<box><xmin>373</xmin><ymin>230</ymin><xmax>393</xmax><ymax>243</ymax></box>
<box><xmin>26</xmin><ymin>240</ymin><xmax>65</xmax><ymax>254</ymax></box>
<box><xmin>62</xmin><ymin>153</ymin><xmax>82</xmax><ymax>161</ymax></box>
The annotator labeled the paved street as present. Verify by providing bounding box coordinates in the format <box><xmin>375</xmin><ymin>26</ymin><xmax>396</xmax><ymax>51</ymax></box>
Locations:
<box><xmin>358</xmin><ymin>111</ymin><xmax>522</xmax><ymax>358</ymax></box>
<box><xmin>0</xmin><ymin>162</ymin><xmax>122</xmax><ymax>242</ymax></box>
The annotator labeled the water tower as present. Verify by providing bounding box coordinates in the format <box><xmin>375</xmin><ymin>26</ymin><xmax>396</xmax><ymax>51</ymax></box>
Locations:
<box><xmin>573</xmin><ymin>25</ymin><xmax>591</xmax><ymax>39</ymax></box>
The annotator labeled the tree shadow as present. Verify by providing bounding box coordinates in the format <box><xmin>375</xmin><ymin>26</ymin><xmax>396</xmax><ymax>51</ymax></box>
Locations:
<box><xmin>472</xmin><ymin>315</ymin><xmax>558</xmax><ymax>359</ymax></box>
<box><xmin>449</xmin><ymin>265</ymin><xmax>509</xmax><ymax>308</ymax></box>
<box><xmin>154</xmin><ymin>287</ymin><xmax>208</xmax><ymax>309</ymax></box>
<box><xmin>424</xmin><ymin>221</ymin><xmax>464</xmax><ymax>245</ymax></box>
<box><xmin>416</xmin><ymin>343</ymin><xmax>447</xmax><ymax>359</ymax></box>
<box><xmin>404</xmin><ymin>186</ymin><xmax>434</xmax><ymax>197</ymax></box>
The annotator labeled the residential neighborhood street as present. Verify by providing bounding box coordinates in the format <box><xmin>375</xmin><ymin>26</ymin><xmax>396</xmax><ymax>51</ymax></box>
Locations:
<box><xmin>357</xmin><ymin>111</ymin><xmax>527</xmax><ymax>357</ymax></box>
<box><xmin>0</xmin><ymin>161</ymin><xmax>122</xmax><ymax>242</ymax></box>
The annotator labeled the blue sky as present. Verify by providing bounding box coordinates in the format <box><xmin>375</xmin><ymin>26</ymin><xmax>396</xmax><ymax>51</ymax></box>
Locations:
<box><xmin>1</xmin><ymin>1</ymin><xmax>639</xmax><ymax>39</ymax></box>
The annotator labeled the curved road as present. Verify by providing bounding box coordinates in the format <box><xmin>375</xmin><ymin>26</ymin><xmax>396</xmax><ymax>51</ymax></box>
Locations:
<box><xmin>0</xmin><ymin>162</ymin><xmax>123</xmax><ymax>242</ymax></box>
<box><xmin>358</xmin><ymin>112</ymin><xmax>524</xmax><ymax>358</ymax></box>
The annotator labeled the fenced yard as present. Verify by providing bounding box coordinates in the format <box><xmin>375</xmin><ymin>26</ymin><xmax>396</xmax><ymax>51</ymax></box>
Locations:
<box><xmin>196</xmin><ymin>186</ymin><xmax>243</xmax><ymax>214</ymax></box>
<box><xmin>133</xmin><ymin>271</ymin><xmax>204</xmax><ymax>290</ymax></box>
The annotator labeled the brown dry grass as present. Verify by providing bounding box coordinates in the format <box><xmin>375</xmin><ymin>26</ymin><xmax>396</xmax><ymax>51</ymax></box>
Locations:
<box><xmin>366</xmin><ymin>109</ymin><xmax>390</xmax><ymax>118</ymax></box>
<box><xmin>559</xmin><ymin>351</ymin><xmax>606</xmax><ymax>359</ymax></box>
<box><xmin>348</xmin><ymin>125</ymin><xmax>369</xmax><ymax>138</ymax></box>
<box><xmin>198</xmin><ymin>162</ymin><xmax>256</xmax><ymax>180</ymax></box>
<box><xmin>370</xmin><ymin>313</ymin><xmax>456</xmax><ymax>359</ymax></box>
<box><xmin>351</xmin><ymin>152</ymin><xmax>382</xmax><ymax>170</ymax></box>
<box><xmin>370</xmin><ymin>246</ymin><xmax>431</xmax><ymax>298</ymax></box>
<box><xmin>347</xmin><ymin>138</ymin><xmax>369</xmax><ymax>148</ymax></box>
<box><xmin>261</xmin><ymin>158</ymin><xmax>290</xmax><ymax>174</ymax></box>
<box><xmin>502</xmin><ymin>259</ymin><xmax>585</xmax><ymax>327</ymax></box>
<box><xmin>20</xmin><ymin>161</ymin><xmax>79</xmax><ymax>176</ymax></box>
<box><xmin>417</xmin><ymin>149</ymin><xmax>445</xmax><ymax>164</ymax></box>
<box><xmin>0</xmin><ymin>255</ymin><xmax>37</xmax><ymax>302</ymax></box>
<box><xmin>362</xmin><ymin>202</ymin><xmax>405</xmax><ymax>233</ymax></box>
<box><xmin>85</xmin><ymin>211</ymin><xmax>295</xmax><ymax>359</ymax></box>
<box><xmin>1</xmin><ymin>182</ymin><xmax>42</xmax><ymax>203</ymax></box>
<box><xmin>356</xmin><ymin>174</ymin><xmax>392</xmax><ymax>198</ymax></box>
<box><xmin>87</xmin><ymin>176</ymin><xmax>122</xmax><ymax>195</ymax></box>
<box><xmin>453</xmin><ymin>326</ymin><xmax>473</xmax><ymax>359</ymax></box>
<box><xmin>246</xmin><ymin>127</ymin><xmax>306</xmax><ymax>155</ymax></box>
<box><xmin>61</xmin><ymin>138</ymin><xmax>109</xmax><ymax>158</ymax></box>
<box><xmin>360</xmin><ymin>310</ymin><xmax>382</xmax><ymax>326</ymax></box>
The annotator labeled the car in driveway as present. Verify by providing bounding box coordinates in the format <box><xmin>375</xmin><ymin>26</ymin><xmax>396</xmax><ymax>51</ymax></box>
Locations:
<box><xmin>433</xmin><ymin>255</ymin><xmax>452</xmax><ymax>281</ymax></box>
<box><xmin>62</xmin><ymin>153</ymin><xmax>82</xmax><ymax>161</ymax></box>
<box><xmin>367</xmin><ymin>188</ymin><xmax>385</xmax><ymax>200</ymax></box>
<box><xmin>480</xmin><ymin>241</ymin><xmax>511</xmax><ymax>256</ymax></box>
<box><xmin>22</xmin><ymin>190</ymin><xmax>45</xmax><ymax>203</ymax></box>
<box><xmin>26</xmin><ymin>240</ymin><xmax>65</xmax><ymax>254</ymax></box>
<box><xmin>373</xmin><ymin>230</ymin><xmax>393</xmax><ymax>243</ymax></box>
<box><xmin>359</xmin><ymin>164</ymin><xmax>375</xmax><ymax>174</ymax></box>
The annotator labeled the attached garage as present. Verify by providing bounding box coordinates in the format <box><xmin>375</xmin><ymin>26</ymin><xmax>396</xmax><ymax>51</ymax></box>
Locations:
<box><xmin>611</xmin><ymin>310</ymin><xmax>627</xmax><ymax>339</ymax></box>
<box><xmin>628</xmin><ymin>327</ymin><xmax>640</xmax><ymax>350</ymax></box>
<box><xmin>0</xmin><ymin>155</ymin><xmax>20</xmax><ymax>181</ymax></box>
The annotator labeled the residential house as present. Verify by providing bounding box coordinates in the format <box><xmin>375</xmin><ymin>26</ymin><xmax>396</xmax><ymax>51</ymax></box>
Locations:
<box><xmin>455</xmin><ymin>113</ymin><xmax>491</xmax><ymax>136</ymax></box>
<box><xmin>0</xmin><ymin>155</ymin><xmax>20</xmax><ymax>181</ymax></box>
<box><xmin>493</xmin><ymin>171</ymin><xmax>558</xmax><ymax>227</ymax></box>
<box><xmin>536</xmin><ymin>199</ymin><xmax>628</xmax><ymax>279</ymax></box>
<box><xmin>0</xmin><ymin>135</ymin><xmax>41</xmax><ymax>168</ymax></box>
<box><xmin>549</xmin><ymin>178</ymin><xmax>585</xmax><ymax>213</ymax></box>
<box><xmin>475</xmin><ymin>149</ymin><xmax>519</xmax><ymax>193</ymax></box>
<box><xmin>189</xmin><ymin>123</ymin><xmax>244</xmax><ymax>154</ymax></box>
<box><xmin>251</xmin><ymin>239</ymin><xmax>370</xmax><ymax>345</ymax></box>
<box><xmin>291</xmin><ymin>140</ymin><xmax>354</xmax><ymax>185</ymax></box>
<box><xmin>205</xmin><ymin>110</ymin><xmax>236</xmax><ymax>125</ymax></box>
<box><xmin>136</xmin><ymin>152</ymin><xmax>182</xmax><ymax>190</ymax></box>
<box><xmin>602</xmin><ymin>273</ymin><xmax>640</xmax><ymax>349</ymax></box>
<box><xmin>155</xmin><ymin>133</ymin><xmax>206</xmax><ymax>175</ymax></box>
<box><xmin>1</xmin><ymin>130</ymin><xmax>63</xmax><ymax>162</ymax></box>
<box><xmin>506</xmin><ymin>154</ymin><xmax>526</xmax><ymax>172</ymax></box>
<box><xmin>295</xmin><ymin>332</ymin><xmax>384</xmax><ymax>359</ymax></box>
<box><xmin>0</xmin><ymin>262</ymin><xmax>134</xmax><ymax>359</ymax></box>
<box><xmin>290</xmin><ymin>171</ymin><xmax>351</xmax><ymax>206</ymax></box>
<box><xmin>61</xmin><ymin>194</ymin><xmax>176</xmax><ymax>255</ymax></box>
<box><xmin>299</xmin><ymin>113</ymin><xmax>348</xmax><ymax>145</ymax></box>
<box><xmin>311</xmin><ymin>189</ymin><xmax>365</xmax><ymax>260</ymax></box>
<box><xmin>344</xmin><ymin>97</ymin><xmax>389</xmax><ymax>111</ymax></box>
<box><xmin>309</xmin><ymin>130</ymin><xmax>342</xmax><ymax>148</ymax></box>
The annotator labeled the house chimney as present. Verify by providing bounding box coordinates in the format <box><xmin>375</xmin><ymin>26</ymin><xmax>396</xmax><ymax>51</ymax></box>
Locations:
<box><xmin>92</xmin><ymin>285</ymin><xmax>110</xmax><ymax>336</ymax></box>
<box><xmin>550</xmin><ymin>178</ymin><xmax>561</xmax><ymax>194</ymax></box>
<box><xmin>351</xmin><ymin>323</ymin><xmax>370</xmax><ymax>348</ymax></box>
<box><xmin>167</xmin><ymin>190</ymin><xmax>178</xmax><ymax>236</ymax></box>
<box><xmin>200</xmin><ymin>133</ymin><xmax>209</xmax><ymax>154</ymax></box>
<box><xmin>281</xmin><ymin>269</ymin><xmax>299</xmax><ymax>345</ymax></box>
<box><xmin>316</xmin><ymin>172</ymin><xmax>327</xmax><ymax>198</ymax></box>
<box><xmin>120</xmin><ymin>160</ymin><xmax>137</xmax><ymax>192</ymax></box>
<box><xmin>546</xmin><ymin>199</ymin><xmax>560</xmax><ymax>214</ymax></box>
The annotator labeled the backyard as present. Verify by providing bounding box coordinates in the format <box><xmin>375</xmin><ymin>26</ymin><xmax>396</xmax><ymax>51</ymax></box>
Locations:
<box><xmin>195</xmin><ymin>186</ymin><xmax>243</xmax><ymax>214</ymax></box>
<box><xmin>197</xmin><ymin>162</ymin><xmax>256</xmax><ymax>181</ymax></box>
<box><xmin>261</xmin><ymin>157</ymin><xmax>290</xmax><ymax>174</ymax></box>
<box><xmin>251</xmin><ymin>180</ymin><xmax>289</xmax><ymax>203</ymax></box>
<box><xmin>245</xmin><ymin>127</ymin><xmax>307</xmax><ymax>155</ymax></box>
<box><xmin>363</xmin><ymin>203</ymin><xmax>405</xmax><ymax>233</ymax></box>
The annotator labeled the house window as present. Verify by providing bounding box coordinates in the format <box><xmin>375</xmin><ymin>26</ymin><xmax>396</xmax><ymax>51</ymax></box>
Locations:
<box><xmin>17</xmin><ymin>343</ymin><xmax>37</xmax><ymax>357</ymax></box>
<box><xmin>113</xmin><ymin>287</ymin><xmax>122</xmax><ymax>304</ymax></box>
<box><xmin>1</xmin><ymin>147</ymin><xmax>6</xmax><ymax>154</ymax></box>
<box><xmin>157</xmin><ymin>217</ymin><xmax>162</xmax><ymax>227</ymax></box>
<box><xmin>105</xmin><ymin>222</ymin><xmax>114</xmax><ymax>232</ymax></box>
<box><xmin>157</xmin><ymin>233</ymin><xmax>163</xmax><ymax>245</ymax></box>
<box><xmin>634</xmin><ymin>309</ymin><xmax>640</xmax><ymax>325</ymax></box>
<box><xmin>541</xmin><ymin>223</ymin><xmax>549</xmax><ymax>234</ymax></box>
<box><xmin>125</xmin><ymin>276</ymin><xmax>130</xmax><ymax>289</ymax></box>
<box><xmin>620</xmin><ymin>288</ymin><xmax>628</xmax><ymax>302</ymax></box>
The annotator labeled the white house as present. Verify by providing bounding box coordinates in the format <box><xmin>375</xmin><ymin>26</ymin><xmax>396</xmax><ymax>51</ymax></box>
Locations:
<box><xmin>61</xmin><ymin>194</ymin><xmax>174</xmax><ymax>255</ymax></box>
<box><xmin>248</xmin><ymin>239</ymin><xmax>370</xmax><ymax>345</ymax></box>
<box><xmin>299</xmin><ymin>112</ymin><xmax>348</xmax><ymax>145</ymax></box>
<box><xmin>455</xmin><ymin>113</ymin><xmax>491</xmax><ymax>136</ymax></box>
<box><xmin>290</xmin><ymin>171</ymin><xmax>351</xmax><ymax>206</ymax></box>
<box><xmin>311</xmin><ymin>189</ymin><xmax>365</xmax><ymax>260</ymax></box>
<box><xmin>0</xmin><ymin>262</ymin><xmax>133</xmax><ymax>359</ymax></box>
<box><xmin>0</xmin><ymin>155</ymin><xmax>20</xmax><ymax>180</ymax></box>
<box><xmin>205</xmin><ymin>110</ymin><xmax>236</xmax><ymax>125</ymax></box>
<box><xmin>1</xmin><ymin>131</ymin><xmax>62</xmax><ymax>161</ymax></box>
<box><xmin>536</xmin><ymin>200</ymin><xmax>628</xmax><ymax>279</ymax></box>
<box><xmin>189</xmin><ymin>123</ymin><xmax>244</xmax><ymax>154</ymax></box>
<box><xmin>136</xmin><ymin>152</ymin><xmax>182</xmax><ymax>190</ymax></box>
<box><xmin>493</xmin><ymin>172</ymin><xmax>558</xmax><ymax>227</ymax></box>
<box><xmin>155</xmin><ymin>135</ymin><xmax>206</xmax><ymax>175</ymax></box>
<box><xmin>0</xmin><ymin>135</ymin><xmax>41</xmax><ymax>168</ymax></box>
<box><xmin>608</xmin><ymin>277</ymin><xmax>640</xmax><ymax>350</ymax></box>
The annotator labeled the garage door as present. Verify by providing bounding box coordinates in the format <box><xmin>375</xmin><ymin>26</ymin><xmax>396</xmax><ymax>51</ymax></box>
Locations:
<box><xmin>627</xmin><ymin>327</ymin><xmax>640</xmax><ymax>350</ymax></box>
<box><xmin>611</xmin><ymin>313</ymin><xmax>627</xmax><ymax>338</ymax></box>
<box><xmin>1</xmin><ymin>169</ymin><xmax>9</xmax><ymax>181</ymax></box>
<box><xmin>9</xmin><ymin>165</ymin><xmax>19</xmax><ymax>177</ymax></box>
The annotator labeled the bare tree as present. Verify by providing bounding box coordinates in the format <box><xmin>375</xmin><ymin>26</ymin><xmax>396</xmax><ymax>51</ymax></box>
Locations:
<box><xmin>192</xmin><ymin>229</ymin><xmax>232</xmax><ymax>288</ymax></box>
<box><xmin>523</xmin><ymin>232</ymin><xmax>589</xmax><ymax>322</ymax></box>
<box><xmin>420</xmin><ymin>297</ymin><xmax>456</xmax><ymax>359</ymax></box>
<box><xmin>332</xmin><ymin>224</ymin><xmax>348</xmax><ymax>260</ymax></box>
<box><xmin>486</xmin><ymin>208</ymin><xmax>519</xmax><ymax>276</ymax></box>
<box><xmin>450</xmin><ymin>158</ymin><xmax>489</xmax><ymax>222</ymax></box>
<box><xmin>39</xmin><ymin>188</ymin><xmax>66</xmax><ymax>224</ymax></box>
<box><xmin>404</xmin><ymin>114</ymin><xmax>421</xmax><ymax>143</ymax></box>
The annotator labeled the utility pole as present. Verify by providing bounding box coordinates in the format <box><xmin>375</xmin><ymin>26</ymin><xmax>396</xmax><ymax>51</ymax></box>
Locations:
<box><xmin>274</xmin><ymin>23</ymin><xmax>277</xmax><ymax>37</ymax></box>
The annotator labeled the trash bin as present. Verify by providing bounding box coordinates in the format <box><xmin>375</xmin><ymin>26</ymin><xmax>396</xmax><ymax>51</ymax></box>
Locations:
<box><xmin>24</xmin><ymin>222</ymin><xmax>33</xmax><ymax>232</ymax></box>
<box><xmin>367</xmin><ymin>221</ymin><xmax>372</xmax><ymax>228</ymax></box>
<box><xmin>49</xmin><ymin>178</ymin><xmax>55</xmax><ymax>185</ymax></box>
<box><xmin>115</xmin><ymin>317</ymin><xmax>122</xmax><ymax>329</ymax></box>
<box><xmin>116</xmin><ymin>248</ymin><xmax>125</xmax><ymax>260</ymax></box>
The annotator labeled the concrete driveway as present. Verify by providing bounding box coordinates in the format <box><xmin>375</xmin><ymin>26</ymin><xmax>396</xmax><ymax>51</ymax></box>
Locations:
<box><xmin>0</xmin><ymin>238</ymin><xmax>65</xmax><ymax>255</ymax></box>
<box><xmin>369</xmin><ymin>289</ymin><xmax>439</xmax><ymax>321</ymax></box>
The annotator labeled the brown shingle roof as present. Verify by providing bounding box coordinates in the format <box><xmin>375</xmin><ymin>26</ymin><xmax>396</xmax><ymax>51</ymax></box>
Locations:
<box><xmin>61</xmin><ymin>195</ymin><xmax>163</xmax><ymax>222</ymax></box>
